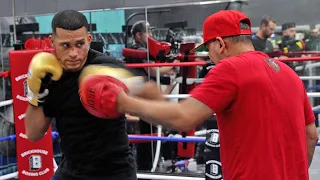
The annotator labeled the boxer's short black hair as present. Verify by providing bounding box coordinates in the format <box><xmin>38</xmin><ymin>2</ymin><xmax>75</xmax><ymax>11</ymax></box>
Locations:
<box><xmin>51</xmin><ymin>10</ymin><xmax>89</xmax><ymax>34</ymax></box>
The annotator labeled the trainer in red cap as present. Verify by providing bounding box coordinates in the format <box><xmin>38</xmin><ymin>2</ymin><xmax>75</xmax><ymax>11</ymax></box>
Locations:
<box><xmin>113</xmin><ymin>10</ymin><xmax>319</xmax><ymax>180</ymax></box>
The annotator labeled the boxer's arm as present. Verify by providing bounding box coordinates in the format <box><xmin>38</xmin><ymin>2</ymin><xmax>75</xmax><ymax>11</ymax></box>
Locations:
<box><xmin>25</xmin><ymin>52</ymin><xmax>62</xmax><ymax>141</ymax></box>
<box><xmin>25</xmin><ymin>105</ymin><xmax>52</xmax><ymax>142</ymax></box>
<box><xmin>119</xmin><ymin>95</ymin><xmax>213</xmax><ymax>131</ymax></box>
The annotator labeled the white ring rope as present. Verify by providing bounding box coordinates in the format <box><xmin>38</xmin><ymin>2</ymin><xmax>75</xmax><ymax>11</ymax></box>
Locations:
<box><xmin>0</xmin><ymin>100</ymin><xmax>13</xmax><ymax>108</ymax></box>
<box><xmin>295</xmin><ymin>62</ymin><xmax>320</xmax><ymax>71</ymax></box>
<box><xmin>300</xmin><ymin>76</ymin><xmax>320</xmax><ymax>80</ymax></box>
<box><xmin>305</xmin><ymin>93</ymin><xmax>320</xmax><ymax>97</ymax></box>
<box><xmin>175</xmin><ymin>76</ymin><xmax>320</xmax><ymax>85</ymax></box>
<box><xmin>194</xmin><ymin>130</ymin><xmax>207</xmax><ymax>136</ymax></box>
<box><xmin>137</xmin><ymin>173</ymin><xmax>204</xmax><ymax>180</ymax></box>
<box><xmin>0</xmin><ymin>172</ymin><xmax>17</xmax><ymax>180</ymax></box>
<box><xmin>165</xmin><ymin>93</ymin><xmax>320</xmax><ymax>99</ymax></box>
<box><xmin>2</xmin><ymin>92</ymin><xmax>320</xmax><ymax>108</ymax></box>
<box><xmin>312</xmin><ymin>105</ymin><xmax>320</xmax><ymax>110</ymax></box>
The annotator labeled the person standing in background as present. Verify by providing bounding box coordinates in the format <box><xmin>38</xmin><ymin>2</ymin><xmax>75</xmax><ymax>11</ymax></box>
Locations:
<box><xmin>277</xmin><ymin>22</ymin><xmax>305</xmax><ymax>53</ymax></box>
<box><xmin>251</xmin><ymin>16</ymin><xmax>276</xmax><ymax>53</ymax></box>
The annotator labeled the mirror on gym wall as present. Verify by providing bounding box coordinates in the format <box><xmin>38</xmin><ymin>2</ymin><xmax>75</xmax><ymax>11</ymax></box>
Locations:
<box><xmin>0</xmin><ymin>16</ymin><xmax>14</xmax><ymax>121</ymax></box>
<box><xmin>144</xmin><ymin>1</ymin><xmax>246</xmax><ymax>55</ymax></box>
<box><xmin>6</xmin><ymin>9</ymin><xmax>139</xmax><ymax>58</ymax></box>
<box><xmin>5</xmin><ymin>8</ymin><xmax>152</xmax><ymax>60</ymax></box>
<box><xmin>0</xmin><ymin>16</ymin><xmax>17</xmax><ymax>175</ymax></box>
<box><xmin>0</xmin><ymin>7</ymin><xmax>150</xmax><ymax>172</ymax></box>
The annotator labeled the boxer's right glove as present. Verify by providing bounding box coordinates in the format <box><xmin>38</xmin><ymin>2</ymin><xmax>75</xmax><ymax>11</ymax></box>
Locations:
<box><xmin>78</xmin><ymin>65</ymin><xmax>144</xmax><ymax>119</ymax></box>
<box><xmin>27</xmin><ymin>52</ymin><xmax>63</xmax><ymax>107</ymax></box>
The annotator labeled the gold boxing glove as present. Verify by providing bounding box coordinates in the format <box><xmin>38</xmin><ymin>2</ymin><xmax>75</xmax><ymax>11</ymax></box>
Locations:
<box><xmin>27</xmin><ymin>52</ymin><xmax>63</xmax><ymax>106</ymax></box>
<box><xmin>78</xmin><ymin>65</ymin><xmax>145</xmax><ymax>119</ymax></box>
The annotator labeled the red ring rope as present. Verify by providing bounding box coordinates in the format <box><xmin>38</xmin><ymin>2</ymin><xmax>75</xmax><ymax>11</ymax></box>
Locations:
<box><xmin>0</xmin><ymin>71</ymin><xmax>9</xmax><ymax>78</ymax></box>
<box><xmin>277</xmin><ymin>56</ymin><xmax>320</xmax><ymax>62</ymax></box>
<box><xmin>267</xmin><ymin>51</ymin><xmax>320</xmax><ymax>57</ymax></box>
<box><xmin>126</xmin><ymin>61</ymin><xmax>206</xmax><ymax>68</ymax></box>
<box><xmin>126</xmin><ymin>56</ymin><xmax>320</xmax><ymax>68</ymax></box>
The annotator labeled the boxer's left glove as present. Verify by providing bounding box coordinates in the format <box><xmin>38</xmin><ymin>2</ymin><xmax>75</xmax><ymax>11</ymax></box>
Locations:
<box><xmin>27</xmin><ymin>52</ymin><xmax>63</xmax><ymax>107</ymax></box>
<box><xmin>78</xmin><ymin>65</ymin><xmax>144</xmax><ymax>119</ymax></box>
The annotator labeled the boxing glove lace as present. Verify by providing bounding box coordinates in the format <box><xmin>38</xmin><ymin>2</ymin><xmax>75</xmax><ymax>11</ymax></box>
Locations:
<box><xmin>27</xmin><ymin>52</ymin><xmax>63</xmax><ymax>106</ymax></box>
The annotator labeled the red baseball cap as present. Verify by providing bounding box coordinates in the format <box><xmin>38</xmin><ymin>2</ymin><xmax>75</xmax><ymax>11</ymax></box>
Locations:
<box><xmin>190</xmin><ymin>10</ymin><xmax>252</xmax><ymax>52</ymax></box>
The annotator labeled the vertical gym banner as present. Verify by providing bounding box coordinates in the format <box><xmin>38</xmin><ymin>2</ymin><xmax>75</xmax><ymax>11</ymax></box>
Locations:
<box><xmin>9</xmin><ymin>50</ymin><xmax>54</xmax><ymax>180</ymax></box>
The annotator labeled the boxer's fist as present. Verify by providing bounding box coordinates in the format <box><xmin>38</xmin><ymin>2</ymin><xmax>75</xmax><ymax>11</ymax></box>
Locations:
<box><xmin>27</xmin><ymin>52</ymin><xmax>63</xmax><ymax>106</ymax></box>
<box><xmin>78</xmin><ymin>65</ymin><xmax>144</xmax><ymax>119</ymax></box>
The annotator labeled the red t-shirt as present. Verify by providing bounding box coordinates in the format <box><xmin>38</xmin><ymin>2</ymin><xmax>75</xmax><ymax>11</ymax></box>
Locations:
<box><xmin>190</xmin><ymin>51</ymin><xmax>315</xmax><ymax>180</ymax></box>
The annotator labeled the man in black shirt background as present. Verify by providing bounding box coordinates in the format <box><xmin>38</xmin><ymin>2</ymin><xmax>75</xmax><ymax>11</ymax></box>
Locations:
<box><xmin>251</xmin><ymin>16</ymin><xmax>276</xmax><ymax>53</ymax></box>
<box><xmin>276</xmin><ymin>22</ymin><xmax>308</xmax><ymax>71</ymax></box>
<box><xmin>25</xmin><ymin>10</ymin><xmax>137</xmax><ymax>180</ymax></box>
<box><xmin>277</xmin><ymin>22</ymin><xmax>305</xmax><ymax>53</ymax></box>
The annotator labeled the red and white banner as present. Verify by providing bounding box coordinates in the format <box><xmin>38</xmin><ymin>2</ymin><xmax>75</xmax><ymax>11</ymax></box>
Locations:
<box><xmin>9</xmin><ymin>49</ymin><xmax>54</xmax><ymax>180</ymax></box>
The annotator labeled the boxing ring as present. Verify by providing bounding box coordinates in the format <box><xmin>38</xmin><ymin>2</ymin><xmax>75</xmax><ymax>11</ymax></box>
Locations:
<box><xmin>1</xmin><ymin>45</ymin><xmax>320</xmax><ymax>180</ymax></box>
